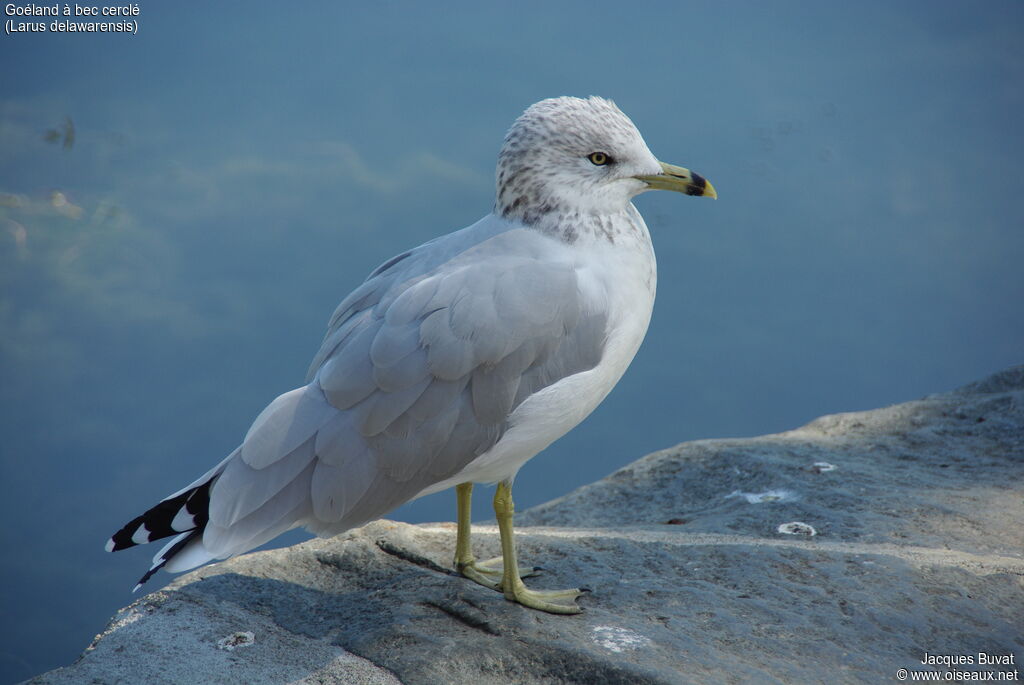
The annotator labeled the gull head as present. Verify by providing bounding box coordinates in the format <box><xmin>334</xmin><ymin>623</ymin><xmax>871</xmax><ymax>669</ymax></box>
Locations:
<box><xmin>495</xmin><ymin>96</ymin><xmax>715</xmax><ymax>226</ymax></box>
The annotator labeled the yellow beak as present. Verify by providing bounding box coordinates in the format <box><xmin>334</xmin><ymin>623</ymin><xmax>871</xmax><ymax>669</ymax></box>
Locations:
<box><xmin>634</xmin><ymin>161</ymin><xmax>717</xmax><ymax>199</ymax></box>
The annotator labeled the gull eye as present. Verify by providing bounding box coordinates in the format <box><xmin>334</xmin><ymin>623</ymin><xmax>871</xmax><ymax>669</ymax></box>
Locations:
<box><xmin>587</xmin><ymin>151</ymin><xmax>610</xmax><ymax>166</ymax></box>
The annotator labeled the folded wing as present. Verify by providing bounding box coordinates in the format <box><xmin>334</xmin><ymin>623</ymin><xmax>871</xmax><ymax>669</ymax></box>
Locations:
<box><xmin>112</xmin><ymin>224</ymin><xmax>609</xmax><ymax>580</ymax></box>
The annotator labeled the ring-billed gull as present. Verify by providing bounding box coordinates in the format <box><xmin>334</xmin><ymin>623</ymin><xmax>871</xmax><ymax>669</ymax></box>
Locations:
<box><xmin>107</xmin><ymin>96</ymin><xmax>716</xmax><ymax>614</ymax></box>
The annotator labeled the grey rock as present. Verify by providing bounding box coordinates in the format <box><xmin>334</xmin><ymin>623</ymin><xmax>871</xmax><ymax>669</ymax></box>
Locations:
<box><xmin>25</xmin><ymin>581</ymin><xmax>402</xmax><ymax>685</ymax></box>
<box><xmin>26</xmin><ymin>366</ymin><xmax>1024</xmax><ymax>684</ymax></box>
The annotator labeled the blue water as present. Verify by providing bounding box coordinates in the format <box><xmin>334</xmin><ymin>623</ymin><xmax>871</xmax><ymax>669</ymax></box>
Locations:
<box><xmin>1</xmin><ymin>2</ymin><xmax>1022</xmax><ymax>681</ymax></box>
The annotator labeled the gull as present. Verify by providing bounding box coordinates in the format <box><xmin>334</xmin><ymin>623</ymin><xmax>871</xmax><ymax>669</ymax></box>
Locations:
<box><xmin>106</xmin><ymin>96</ymin><xmax>716</xmax><ymax>614</ymax></box>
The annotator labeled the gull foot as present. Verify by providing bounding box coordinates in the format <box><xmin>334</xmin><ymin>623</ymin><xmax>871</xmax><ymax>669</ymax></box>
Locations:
<box><xmin>457</xmin><ymin>556</ymin><xmax>540</xmax><ymax>592</ymax></box>
<box><xmin>504</xmin><ymin>578</ymin><xmax>588</xmax><ymax>614</ymax></box>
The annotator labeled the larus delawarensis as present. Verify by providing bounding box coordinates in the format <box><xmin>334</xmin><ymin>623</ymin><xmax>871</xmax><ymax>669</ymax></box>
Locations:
<box><xmin>107</xmin><ymin>96</ymin><xmax>716</xmax><ymax>613</ymax></box>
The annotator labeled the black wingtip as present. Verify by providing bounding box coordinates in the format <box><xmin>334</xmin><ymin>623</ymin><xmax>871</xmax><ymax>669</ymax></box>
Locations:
<box><xmin>107</xmin><ymin>515</ymin><xmax>148</xmax><ymax>552</ymax></box>
<box><xmin>131</xmin><ymin>529</ymin><xmax>200</xmax><ymax>592</ymax></box>
<box><xmin>107</xmin><ymin>479</ymin><xmax>213</xmax><ymax>553</ymax></box>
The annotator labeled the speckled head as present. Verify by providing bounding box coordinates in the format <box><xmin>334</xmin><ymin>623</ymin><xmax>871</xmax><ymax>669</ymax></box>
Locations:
<box><xmin>495</xmin><ymin>96</ymin><xmax>663</xmax><ymax>225</ymax></box>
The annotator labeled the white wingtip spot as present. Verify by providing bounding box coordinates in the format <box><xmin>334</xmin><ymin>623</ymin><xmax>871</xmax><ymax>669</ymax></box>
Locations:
<box><xmin>105</xmin><ymin>538</ymin><xmax>115</xmax><ymax>553</ymax></box>
<box><xmin>131</xmin><ymin>524</ymin><xmax>151</xmax><ymax>545</ymax></box>
<box><xmin>171</xmin><ymin>507</ymin><xmax>196</xmax><ymax>532</ymax></box>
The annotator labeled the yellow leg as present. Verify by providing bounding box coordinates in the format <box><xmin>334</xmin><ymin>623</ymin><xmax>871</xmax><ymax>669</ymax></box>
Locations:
<box><xmin>493</xmin><ymin>481</ymin><xmax>585</xmax><ymax>614</ymax></box>
<box><xmin>454</xmin><ymin>483</ymin><xmax>474</xmax><ymax>568</ymax></box>
<box><xmin>453</xmin><ymin>482</ymin><xmax>539</xmax><ymax>592</ymax></box>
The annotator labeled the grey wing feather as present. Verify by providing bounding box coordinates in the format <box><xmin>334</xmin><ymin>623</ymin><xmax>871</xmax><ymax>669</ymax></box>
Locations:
<box><xmin>470</xmin><ymin>344</ymin><xmax>532</xmax><ymax>424</ymax></box>
<box><xmin>317</xmin><ymin>317</ymin><xmax>382</xmax><ymax>409</ymax></box>
<box><xmin>241</xmin><ymin>384</ymin><xmax>337</xmax><ymax>469</ymax></box>
<box><xmin>514</xmin><ymin>310</ymin><xmax>608</xmax><ymax>406</ymax></box>
<box><xmin>369</xmin><ymin>321</ymin><xmax>423</xmax><ymax>369</ymax></box>
<box><xmin>311</xmin><ymin>232</ymin><xmax>608</xmax><ymax>509</ymax></box>
<box><xmin>353</xmin><ymin>375</ymin><xmax>432</xmax><ymax>437</ymax></box>
<box><xmin>210</xmin><ymin>437</ymin><xmax>317</xmax><ymax>528</ymax></box>
<box><xmin>205</xmin><ymin>448</ymin><xmax>316</xmax><ymax>557</ymax></box>
<box><xmin>304</xmin><ymin>218</ymin><xmax>500</xmax><ymax>382</ymax></box>
<box><xmin>372</xmin><ymin>345</ymin><xmax>430</xmax><ymax>393</ymax></box>
<box><xmin>404</xmin><ymin>376</ymin><xmax>468</xmax><ymax>424</ymax></box>
<box><xmin>310</xmin><ymin>455</ymin><xmax>376</xmax><ymax>522</ymax></box>
<box><xmin>203</xmin><ymin>222</ymin><xmax>609</xmax><ymax>558</ymax></box>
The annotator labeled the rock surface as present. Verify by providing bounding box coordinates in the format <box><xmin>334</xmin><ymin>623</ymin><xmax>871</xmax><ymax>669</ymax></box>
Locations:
<box><xmin>27</xmin><ymin>367</ymin><xmax>1024</xmax><ymax>684</ymax></box>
